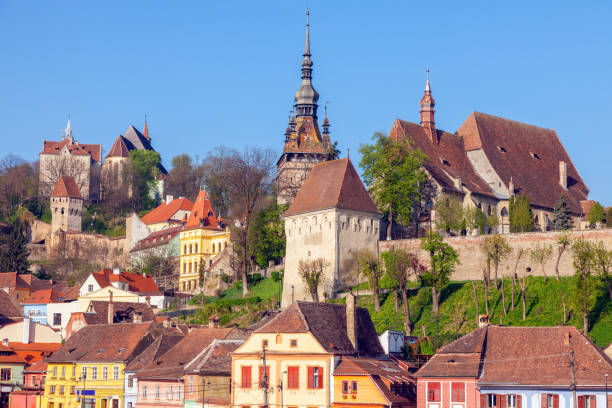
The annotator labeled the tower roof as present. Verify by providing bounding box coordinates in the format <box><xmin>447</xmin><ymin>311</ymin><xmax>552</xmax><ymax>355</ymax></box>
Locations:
<box><xmin>185</xmin><ymin>190</ymin><xmax>221</xmax><ymax>230</ymax></box>
<box><xmin>143</xmin><ymin>117</ymin><xmax>150</xmax><ymax>141</ymax></box>
<box><xmin>284</xmin><ymin>158</ymin><xmax>381</xmax><ymax>217</ymax></box>
<box><xmin>293</xmin><ymin>10</ymin><xmax>319</xmax><ymax>114</ymax></box>
<box><xmin>106</xmin><ymin>135</ymin><xmax>131</xmax><ymax>158</ymax></box>
<box><xmin>51</xmin><ymin>176</ymin><xmax>82</xmax><ymax>199</ymax></box>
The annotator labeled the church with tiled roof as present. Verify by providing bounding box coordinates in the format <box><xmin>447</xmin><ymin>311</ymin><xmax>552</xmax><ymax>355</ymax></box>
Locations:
<box><xmin>276</xmin><ymin>12</ymin><xmax>335</xmax><ymax>205</ymax></box>
<box><xmin>389</xmin><ymin>73</ymin><xmax>590</xmax><ymax>235</ymax></box>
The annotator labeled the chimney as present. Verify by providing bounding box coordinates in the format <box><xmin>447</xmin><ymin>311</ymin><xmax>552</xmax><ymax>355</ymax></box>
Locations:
<box><xmin>564</xmin><ymin>331</ymin><xmax>571</xmax><ymax>346</ymax></box>
<box><xmin>108</xmin><ymin>292</ymin><xmax>114</xmax><ymax>324</ymax></box>
<box><xmin>145</xmin><ymin>296</ymin><xmax>151</xmax><ymax>307</ymax></box>
<box><xmin>162</xmin><ymin>318</ymin><xmax>171</xmax><ymax>328</ymax></box>
<box><xmin>508</xmin><ymin>177</ymin><xmax>514</xmax><ymax>196</ymax></box>
<box><xmin>22</xmin><ymin>318</ymin><xmax>32</xmax><ymax>344</ymax></box>
<box><xmin>345</xmin><ymin>293</ymin><xmax>358</xmax><ymax>353</ymax></box>
<box><xmin>478</xmin><ymin>314</ymin><xmax>489</xmax><ymax>328</ymax></box>
<box><xmin>113</xmin><ymin>268</ymin><xmax>120</xmax><ymax>275</ymax></box>
<box><xmin>208</xmin><ymin>314</ymin><xmax>219</xmax><ymax>328</ymax></box>
<box><xmin>166</xmin><ymin>195</ymin><xmax>173</xmax><ymax>204</ymax></box>
<box><xmin>559</xmin><ymin>161</ymin><xmax>567</xmax><ymax>190</ymax></box>
<box><xmin>133</xmin><ymin>312</ymin><xmax>143</xmax><ymax>324</ymax></box>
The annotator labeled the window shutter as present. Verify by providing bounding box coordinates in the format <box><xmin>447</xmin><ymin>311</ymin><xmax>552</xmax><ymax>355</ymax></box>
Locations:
<box><xmin>258</xmin><ymin>366</ymin><xmax>263</xmax><ymax>389</ymax></box>
<box><xmin>307</xmin><ymin>367</ymin><xmax>314</xmax><ymax>389</ymax></box>
<box><xmin>480</xmin><ymin>394</ymin><xmax>487</xmax><ymax>408</ymax></box>
<box><xmin>542</xmin><ymin>394</ymin><xmax>548</xmax><ymax>408</ymax></box>
<box><xmin>498</xmin><ymin>394</ymin><xmax>506</xmax><ymax>408</ymax></box>
<box><xmin>241</xmin><ymin>366</ymin><xmax>251</xmax><ymax>388</ymax></box>
<box><xmin>592</xmin><ymin>396</ymin><xmax>597</xmax><ymax>408</ymax></box>
<box><xmin>578</xmin><ymin>396</ymin><xmax>585</xmax><ymax>408</ymax></box>
<box><xmin>517</xmin><ymin>395</ymin><xmax>522</xmax><ymax>408</ymax></box>
<box><xmin>317</xmin><ymin>366</ymin><xmax>324</xmax><ymax>389</ymax></box>
<box><xmin>554</xmin><ymin>395</ymin><xmax>559</xmax><ymax>408</ymax></box>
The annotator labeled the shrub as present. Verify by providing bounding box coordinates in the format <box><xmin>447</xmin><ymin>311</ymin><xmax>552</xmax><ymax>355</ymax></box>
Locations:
<box><xmin>271</xmin><ymin>271</ymin><xmax>281</xmax><ymax>282</ymax></box>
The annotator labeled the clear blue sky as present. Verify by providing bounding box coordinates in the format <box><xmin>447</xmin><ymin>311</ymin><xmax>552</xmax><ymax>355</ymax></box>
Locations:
<box><xmin>1</xmin><ymin>1</ymin><xmax>610</xmax><ymax>204</ymax></box>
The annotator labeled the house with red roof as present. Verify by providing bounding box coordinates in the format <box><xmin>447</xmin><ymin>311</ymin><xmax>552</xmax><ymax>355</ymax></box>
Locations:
<box><xmin>388</xmin><ymin>75</ymin><xmax>590</xmax><ymax>236</ymax></box>
<box><xmin>414</xmin><ymin>325</ymin><xmax>612</xmax><ymax>408</ymax></box>
<box><xmin>39</xmin><ymin>119</ymin><xmax>102</xmax><ymax>200</ymax></box>
<box><xmin>140</xmin><ymin>195</ymin><xmax>193</xmax><ymax>232</ymax></box>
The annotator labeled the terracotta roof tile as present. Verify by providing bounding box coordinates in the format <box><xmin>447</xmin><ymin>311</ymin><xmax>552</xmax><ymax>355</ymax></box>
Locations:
<box><xmin>282</xmin><ymin>116</ymin><xmax>330</xmax><ymax>154</ymax></box>
<box><xmin>284</xmin><ymin>158</ymin><xmax>381</xmax><ymax>217</ymax></box>
<box><xmin>185</xmin><ymin>339</ymin><xmax>243</xmax><ymax>375</ymax></box>
<box><xmin>42</xmin><ymin>139</ymin><xmax>102</xmax><ymax>163</ymax></box>
<box><xmin>389</xmin><ymin>119</ymin><xmax>495</xmax><ymax>198</ymax></box>
<box><xmin>50</xmin><ymin>176</ymin><xmax>82</xmax><ymax>199</ymax></box>
<box><xmin>23</xmin><ymin>289</ymin><xmax>62</xmax><ymax>304</ymax></box>
<box><xmin>106</xmin><ymin>135</ymin><xmax>131</xmax><ymax>158</ymax></box>
<box><xmin>85</xmin><ymin>301</ymin><xmax>156</xmax><ymax>324</ymax></box>
<box><xmin>457</xmin><ymin>112</ymin><xmax>589</xmax><ymax>212</ymax></box>
<box><xmin>185</xmin><ymin>191</ymin><xmax>221</xmax><ymax>230</ymax></box>
<box><xmin>131</xmin><ymin>226</ymin><xmax>183</xmax><ymax>252</ymax></box>
<box><xmin>0</xmin><ymin>289</ymin><xmax>21</xmax><ymax>320</ymax></box>
<box><xmin>91</xmin><ymin>269</ymin><xmax>160</xmax><ymax>294</ymax></box>
<box><xmin>125</xmin><ymin>331</ymin><xmax>185</xmax><ymax>372</ymax></box>
<box><xmin>141</xmin><ymin>198</ymin><xmax>194</xmax><ymax>225</ymax></box>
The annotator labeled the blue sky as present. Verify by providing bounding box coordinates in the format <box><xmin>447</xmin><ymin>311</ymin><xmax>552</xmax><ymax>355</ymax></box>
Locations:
<box><xmin>1</xmin><ymin>1</ymin><xmax>610</xmax><ymax>204</ymax></box>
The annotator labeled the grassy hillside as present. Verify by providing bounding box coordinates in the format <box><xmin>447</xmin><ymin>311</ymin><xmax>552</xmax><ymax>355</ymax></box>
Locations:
<box><xmin>335</xmin><ymin>276</ymin><xmax>612</xmax><ymax>349</ymax></box>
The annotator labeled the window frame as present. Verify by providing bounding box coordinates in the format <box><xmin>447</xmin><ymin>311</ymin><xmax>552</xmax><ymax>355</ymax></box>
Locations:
<box><xmin>241</xmin><ymin>365</ymin><xmax>252</xmax><ymax>389</ymax></box>
<box><xmin>427</xmin><ymin>381</ymin><xmax>441</xmax><ymax>402</ymax></box>
<box><xmin>0</xmin><ymin>368</ymin><xmax>11</xmax><ymax>381</ymax></box>
<box><xmin>451</xmin><ymin>382</ymin><xmax>465</xmax><ymax>403</ymax></box>
<box><xmin>287</xmin><ymin>366</ymin><xmax>299</xmax><ymax>389</ymax></box>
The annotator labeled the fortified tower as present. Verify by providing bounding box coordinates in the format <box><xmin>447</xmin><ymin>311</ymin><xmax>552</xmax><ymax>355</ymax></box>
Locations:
<box><xmin>50</xmin><ymin>175</ymin><xmax>83</xmax><ymax>233</ymax></box>
<box><xmin>276</xmin><ymin>11</ymin><xmax>334</xmax><ymax>205</ymax></box>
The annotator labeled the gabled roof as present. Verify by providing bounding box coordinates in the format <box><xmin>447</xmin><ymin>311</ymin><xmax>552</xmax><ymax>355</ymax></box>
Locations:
<box><xmin>255</xmin><ymin>301</ymin><xmax>384</xmax><ymax>356</ymax></box>
<box><xmin>90</xmin><ymin>269</ymin><xmax>160</xmax><ymax>294</ymax></box>
<box><xmin>125</xmin><ymin>330</ymin><xmax>185</xmax><ymax>372</ymax></box>
<box><xmin>457</xmin><ymin>112</ymin><xmax>589</xmax><ymax>212</ymax></box>
<box><xmin>184</xmin><ymin>339</ymin><xmax>243</xmax><ymax>375</ymax></box>
<box><xmin>389</xmin><ymin>119</ymin><xmax>495</xmax><ymax>199</ymax></box>
<box><xmin>106</xmin><ymin>135</ymin><xmax>131</xmax><ymax>158</ymax></box>
<box><xmin>141</xmin><ymin>198</ymin><xmax>193</xmax><ymax>225</ymax></box>
<box><xmin>123</xmin><ymin>125</ymin><xmax>153</xmax><ymax>151</ymax></box>
<box><xmin>42</xmin><ymin>139</ymin><xmax>102</xmax><ymax>163</ymax></box>
<box><xmin>46</xmin><ymin>322</ymin><xmax>157</xmax><ymax>363</ymax></box>
<box><xmin>50</xmin><ymin>176</ymin><xmax>82</xmax><ymax>199</ymax></box>
<box><xmin>185</xmin><ymin>190</ymin><xmax>221</xmax><ymax>230</ymax></box>
<box><xmin>131</xmin><ymin>226</ymin><xmax>183</xmax><ymax>252</ymax></box>
<box><xmin>85</xmin><ymin>301</ymin><xmax>156</xmax><ymax>324</ymax></box>
<box><xmin>22</xmin><ymin>289</ymin><xmax>62</xmax><ymax>304</ymax></box>
<box><xmin>284</xmin><ymin>158</ymin><xmax>381</xmax><ymax>217</ymax></box>
<box><xmin>9</xmin><ymin>342</ymin><xmax>62</xmax><ymax>364</ymax></box>
<box><xmin>0</xmin><ymin>289</ymin><xmax>22</xmax><ymax>320</ymax></box>
<box><xmin>25</xmin><ymin>361</ymin><xmax>48</xmax><ymax>373</ymax></box>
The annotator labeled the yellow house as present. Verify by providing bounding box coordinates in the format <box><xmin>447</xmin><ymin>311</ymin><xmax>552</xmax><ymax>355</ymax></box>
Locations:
<box><xmin>42</xmin><ymin>322</ymin><xmax>160</xmax><ymax>408</ymax></box>
<box><xmin>332</xmin><ymin>357</ymin><xmax>416</xmax><ymax>408</ymax></box>
<box><xmin>231</xmin><ymin>295</ymin><xmax>384</xmax><ymax>408</ymax></box>
<box><xmin>179</xmin><ymin>190</ymin><xmax>229</xmax><ymax>291</ymax></box>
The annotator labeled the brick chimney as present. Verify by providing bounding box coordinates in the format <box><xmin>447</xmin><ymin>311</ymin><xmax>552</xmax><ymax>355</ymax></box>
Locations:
<box><xmin>133</xmin><ymin>312</ymin><xmax>143</xmax><ymax>324</ymax></box>
<box><xmin>108</xmin><ymin>292</ymin><xmax>114</xmax><ymax>324</ymax></box>
<box><xmin>478</xmin><ymin>314</ymin><xmax>489</xmax><ymax>328</ymax></box>
<box><xmin>559</xmin><ymin>161</ymin><xmax>567</xmax><ymax>190</ymax></box>
<box><xmin>208</xmin><ymin>314</ymin><xmax>219</xmax><ymax>328</ymax></box>
<box><xmin>346</xmin><ymin>293</ymin><xmax>358</xmax><ymax>353</ymax></box>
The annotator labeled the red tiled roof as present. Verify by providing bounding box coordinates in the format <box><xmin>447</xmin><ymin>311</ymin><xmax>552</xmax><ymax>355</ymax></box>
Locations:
<box><xmin>9</xmin><ymin>342</ymin><xmax>62</xmax><ymax>363</ymax></box>
<box><xmin>184</xmin><ymin>339</ymin><xmax>243</xmax><ymax>375</ymax></box>
<box><xmin>91</xmin><ymin>269</ymin><xmax>160</xmax><ymax>294</ymax></box>
<box><xmin>256</xmin><ymin>301</ymin><xmax>384</xmax><ymax>356</ymax></box>
<box><xmin>0</xmin><ymin>354</ymin><xmax>26</xmax><ymax>364</ymax></box>
<box><xmin>389</xmin><ymin>119</ymin><xmax>495</xmax><ymax>198</ymax></box>
<box><xmin>106</xmin><ymin>135</ymin><xmax>130</xmax><ymax>158</ymax></box>
<box><xmin>141</xmin><ymin>198</ymin><xmax>194</xmax><ymax>225</ymax></box>
<box><xmin>282</xmin><ymin>116</ymin><xmax>330</xmax><ymax>154</ymax></box>
<box><xmin>50</xmin><ymin>176</ymin><xmax>82</xmax><ymax>199</ymax></box>
<box><xmin>125</xmin><ymin>330</ymin><xmax>185</xmax><ymax>372</ymax></box>
<box><xmin>25</xmin><ymin>362</ymin><xmax>48</xmax><ymax>373</ymax></box>
<box><xmin>0</xmin><ymin>272</ymin><xmax>29</xmax><ymax>289</ymax></box>
<box><xmin>0</xmin><ymin>289</ymin><xmax>21</xmax><ymax>319</ymax></box>
<box><xmin>42</xmin><ymin>139</ymin><xmax>101</xmax><ymax>163</ymax></box>
<box><xmin>185</xmin><ymin>190</ymin><xmax>221</xmax><ymax>230</ymax></box>
<box><xmin>85</xmin><ymin>301</ymin><xmax>157</xmax><ymax>324</ymax></box>
<box><xmin>284</xmin><ymin>158</ymin><xmax>381</xmax><ymax>217</ymax></box>
<box><xmin>132</xmin><ymin>226</ymin><xmax>183</xmax><ymax>252</ymax></box>
<box><xmin>22</xmin><ymin>289</ymin><xmax>62</xmax><ymax>304</ymax></box>
<box><xmin>457</xmin><ymin>112</ymin><xmax>589</xmax><ymax>212</ymax></box>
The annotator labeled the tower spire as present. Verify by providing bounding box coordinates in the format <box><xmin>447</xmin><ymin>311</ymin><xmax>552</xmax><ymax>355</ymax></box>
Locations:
<box><xmin>64</xmin><ymin>116</ymin><xmax>73</xmax><ymax>144</ymax></box>
<box><xmin>143</xmin><ymin>114</ymin><xmax>150</xmax><ymax>141</ymax></box>
<box><xmin>420</xmin><ymin>69</ymin><xmax>436</xmax><ymax>143</ymax></box>
<box><xmin>294</xmin><ymin>9</ymin><xmax>319</xmax><ymax>118</ymax></box>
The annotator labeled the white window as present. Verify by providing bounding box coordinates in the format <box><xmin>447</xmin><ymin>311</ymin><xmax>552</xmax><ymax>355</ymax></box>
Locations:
<box><xmin>487</xmin><ymin>394</ymin><xmax>497</xmax><ymax>408</ymax></box>
<box><xmin>168</xmin><ymin>386</ymin><xmax>173</xmax><ymax>400</ymax></box>
<box><xmin>91</xmin><ymin>366</ymin><xmax>97</xmax><ymax>380</ymax></box>
<box><xmin>81</xmin><ymin>366</ymin><xmax>87</xmax><ymax>379</ymax></box>
<box><xmin>102</xmin><ymin>366</ymin><xmax>108</xmax><ymax>380</ymax></box>
<box><xmin>88</xmin><ymin>284</ymin><xmax>94</xmax><ymax>293</ymax></box>
<box><xmin>113</xmin><ymin>366</ymin><xmax>119</xmax><ymax>380</ymax></box>
<box><xmin>507</xmin><ymin>395</ymin><xmax>516</xmax><ymax>408</ymax></box>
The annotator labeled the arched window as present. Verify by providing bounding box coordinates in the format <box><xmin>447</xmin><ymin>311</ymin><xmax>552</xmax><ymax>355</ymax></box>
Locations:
<box><xmin>189</xmin><ymin>244</ymin><xmax>192</xmax><ymax>254</ymax></box>
<box><xmin>501</xmin><ymin>207</ymin><xmax>508</xmax><ymax>216</ymax></box>
<box><xmin>212</xmin><ymin>243</ymin><xmax>216</xmax><ymax>253</ymax></box>
<box><xmin>183</xmin><ymin>245</ymin><xmax>187</xmax><ymax>255</ymax></box>
<box><xmin>276</xmin><ymin>334</ymin><xmax>282</xmax><ymax>344</ymax></box>
<box><xmin>194</xmin><ymin>243</ymin><xmax>198</xmax><ymax>253</ymax></box>
<box><xmin>61</xmin><ymin>208</ymin><xmax>64</xmax><ymax>214</ymax></box>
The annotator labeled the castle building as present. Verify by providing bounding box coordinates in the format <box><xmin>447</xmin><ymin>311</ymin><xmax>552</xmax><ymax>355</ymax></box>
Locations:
<box><xmin>39</xmin><ymin>120</ymin><xmax>102</xmax><ymax>200</ymax></box>
<box><xmin>276</xmin><ymin>12</ymin><xmax>334</xmax><ymax>206</ymax></box>
<box><xmin>282</xmin><ymin>158</ymin><xmax>381</xmax><ymax>307</ymax></box>
<box><xmin>50</xmin><ymin>176</ymin><xmax>83</xmax><ymax>234</ymax></box>
<box><xmin>389</xmin><ymin>73</ymin><xmax>590</xmax><ymax>235</ymax></box>
<box><xmin>102</xmin><ymin>120</ymin><xmax>168</xmax><ymax>200</ymax></box>
<box><xmin>178</xmin><ymin>190</ymin><xmax>230</xmax><ymax>292</ymax></box>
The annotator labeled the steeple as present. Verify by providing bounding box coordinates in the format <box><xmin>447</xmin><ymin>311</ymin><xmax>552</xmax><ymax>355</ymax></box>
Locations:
<box><xmin>63</xmin><ymin>117</ymin><xmax>74</xmax><ymax>144</ymax></box>
<box><xmin>294</xmin><ymin>10</ymin><xmax>319</xmax><ymax>118</ymax></box>
<box><xmin>420</xmin><ymin>69</ymin><xmax>436</xmax><ymax>142</ymax></box>
<box><xmin>322</xmin><ymin>104</ymin><xmax>330</xmax><ymax>135</ymax></box>
<box><xmin>143</xmin><ymin>114</ymin><xmax>150</xmax><ymax>141</ymax></box>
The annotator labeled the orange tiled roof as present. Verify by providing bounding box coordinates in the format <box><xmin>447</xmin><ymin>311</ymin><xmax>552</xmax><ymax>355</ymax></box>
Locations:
<box><xmin>22</xmin><ymin>289</ymin><xmax>62</xmax><ymax>304</ymax></box>
<box><xmin>141</xmin><ymin>198</ymin><xmax>194</xmax><ymax>225</ymax></box>
<box><xmin>106</xmin><ymin>135</ymin><xmax>131</xmax><ymax>158</ymax></box>
<box><xmin>91</xmin><ymin>269</ymin><xmax>160</xmax><ymax>294</ymax></box>
<box><xmin>42</xmin><ymin>139</ymin><xmax>101</xmax><ymax>163</ymax></box>
<box><xmin>50</xmin><ymin>176</ymin><xmax>82</xmax><ymax>199</ymax></box>
<box><xmin>185</xmin><ymin>190</ymin><xmax>221</xmax><ymax>230</ymax></box>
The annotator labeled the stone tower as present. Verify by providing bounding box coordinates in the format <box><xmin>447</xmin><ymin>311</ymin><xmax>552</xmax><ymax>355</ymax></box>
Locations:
<box><xmin>281</xmin><ymin>158</ymin><xmax>381</xmax><ymax>307</ymax></box>
<box><xmin>51</xmin><ymin>176</ymin><xmax>83</xmax><ymax>233</ymax></box>
<box><xmin>420</xmin><ymin>70</ymin><xmax>437</xmax><ymax>143</ymax></box>
<box><xmin>276</xmin><ymin>11</ymin><xmax>334</xmax><ymax>206</ymax></box>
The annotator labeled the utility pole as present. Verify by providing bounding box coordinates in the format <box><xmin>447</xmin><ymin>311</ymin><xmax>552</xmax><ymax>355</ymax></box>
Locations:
<box><xmin>262</xmin><ymin>346</ymin><xmax>269</xmax><ymax>408</ymax></box>
<box><xmin>569</xmin><ymin>350</ymin><xmax>577</xmax><ymax>408</ymax></box>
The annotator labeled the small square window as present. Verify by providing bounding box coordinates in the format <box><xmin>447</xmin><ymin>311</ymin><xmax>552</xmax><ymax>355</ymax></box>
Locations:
<box><xmin>290</xmin><ymin>339</ymin><xmax>297</xmax><ymax>348</ymax></box>
<box><xmin>262</xmin><ymin>340</ymin><xmax>268</xmax><ymax>348</ymax></box>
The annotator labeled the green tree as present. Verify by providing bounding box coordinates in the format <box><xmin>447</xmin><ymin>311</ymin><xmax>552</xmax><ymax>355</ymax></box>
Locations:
<box><xmin>509</xmin><ymin>193</ymin><xmax>534</xmax><ymax>232</ymax></box>
<box><xmin>360</xmin><ymin>132</ymin><xmax>427</xmax><ymax>240</ymax></box>
<box><xmin>434</xmin><ymin>194</ymin><xmax>464</xmax><ymax>234</ymax></box>
<box><xmin>0</xmin><ymin>219</ymin><xmax>30</xmax><ymax>274</ymax></box>
<box><xmin>529</xmin><ymin>243</ymin><xmax>553</xmax><ymax>277</ymax></box>
<box><xmin>571</xmin><ymin>239</ymin><xmax>597</xmax><ymax>334</ymax></box>
<box><xmin>606</xmin><ymin>207</ymin><xmax>612</xmax><ymax>228</ymax></box>
<box><xmin>249</xmin><ymin>202</ymin><xmax>286</xmax><ymax>269</ymax></box>
<box><xmin>420</xmin><ymin>232</ymin><xmax>459</xmax><ymax>314</ymax></box>
<box><xmin>486</xmin><ymin>214</ymin><xmax>499</xmax><ymax>233</ymax></box>
<box><xmin>552</xmin><ymin>193</ymin><xmax>573</xmax><ymax>230</ymax></box>
<box><xmin>125</xmin><ymin>150</ymin><xmax>162</xmax><ymax>211</ymax></box>
<box><xmin>382</xmin><ymin>248</ymin><xmax>423</xmax><ymax>335</ymax></box>
<box><xmin>587</xmin><ymin>202</ymin><xmax>604</xmax><ymax>228</ymax></box>
<box><xmin>554</xmin><ymin>233</ymin><xmax>572</xmax><ymax>280</ymax></box>
<box><xmin>298</xmin><ymin>258</ymin><xmax>329</xmax><ymax>302</ymax></box>
<box><xmin>356</xmin><ymin>249</ymin><xmax>383</xmax><ymax>312</ymax></box>
<box><xmin>592</xmin><ymin>241</ymin><xmax>612</xmax><ymax>299</ymax></box>
<box><xmin>479</xmin><ymin>234</ymin><xmax>512</xmax><ymax>289</ymax></box>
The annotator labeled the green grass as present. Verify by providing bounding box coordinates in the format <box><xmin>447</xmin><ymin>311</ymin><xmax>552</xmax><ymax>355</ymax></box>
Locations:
<box><xmin>336</xmin><ymin>276</ymin><xmax>612</xmax><ymax>349</ymax></box>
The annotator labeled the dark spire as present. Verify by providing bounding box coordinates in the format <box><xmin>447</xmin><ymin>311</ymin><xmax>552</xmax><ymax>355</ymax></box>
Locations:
<box><xmin>293</xmin><ymin>10</ymin><xmax>319</xmax><ymax>118</ymax></box>
<box><xmin>322</xmin><ymin>104</ymin><xmax>330</xmax><ymax>135</ymax></box>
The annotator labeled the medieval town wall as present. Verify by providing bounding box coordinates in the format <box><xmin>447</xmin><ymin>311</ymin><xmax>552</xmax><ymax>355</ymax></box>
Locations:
<box><xmin>378</xmin><ymin>228</ymin><xmax>612</xmax><ymax>281</ymax></box>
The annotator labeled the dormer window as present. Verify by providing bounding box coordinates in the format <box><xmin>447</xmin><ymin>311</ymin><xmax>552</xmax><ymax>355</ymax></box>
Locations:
<box><xmin>530</xmin><ymin>152</ymin><xmax>541</xmax><ymax>160</ymax></box>
<box><xmin>497</xmin><ymin>146</ymin><xmax>507</xmax><ymax>153</ymax></box>
<box><xmin>440</xmin><ymin>158</ymin><xmax>450</xmax><ymax>166</ymax></box>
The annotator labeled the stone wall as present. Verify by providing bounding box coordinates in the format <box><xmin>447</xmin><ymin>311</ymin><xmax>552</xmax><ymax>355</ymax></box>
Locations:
<box><xmin>378</xmin><ymin>229</ymin><xmax>612</xmax><ymax>280</ymax></box>
<box><xmin>50</xmin><ymin>230</ymin><xmax>128</xmax><ymax>268</ymax></box>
